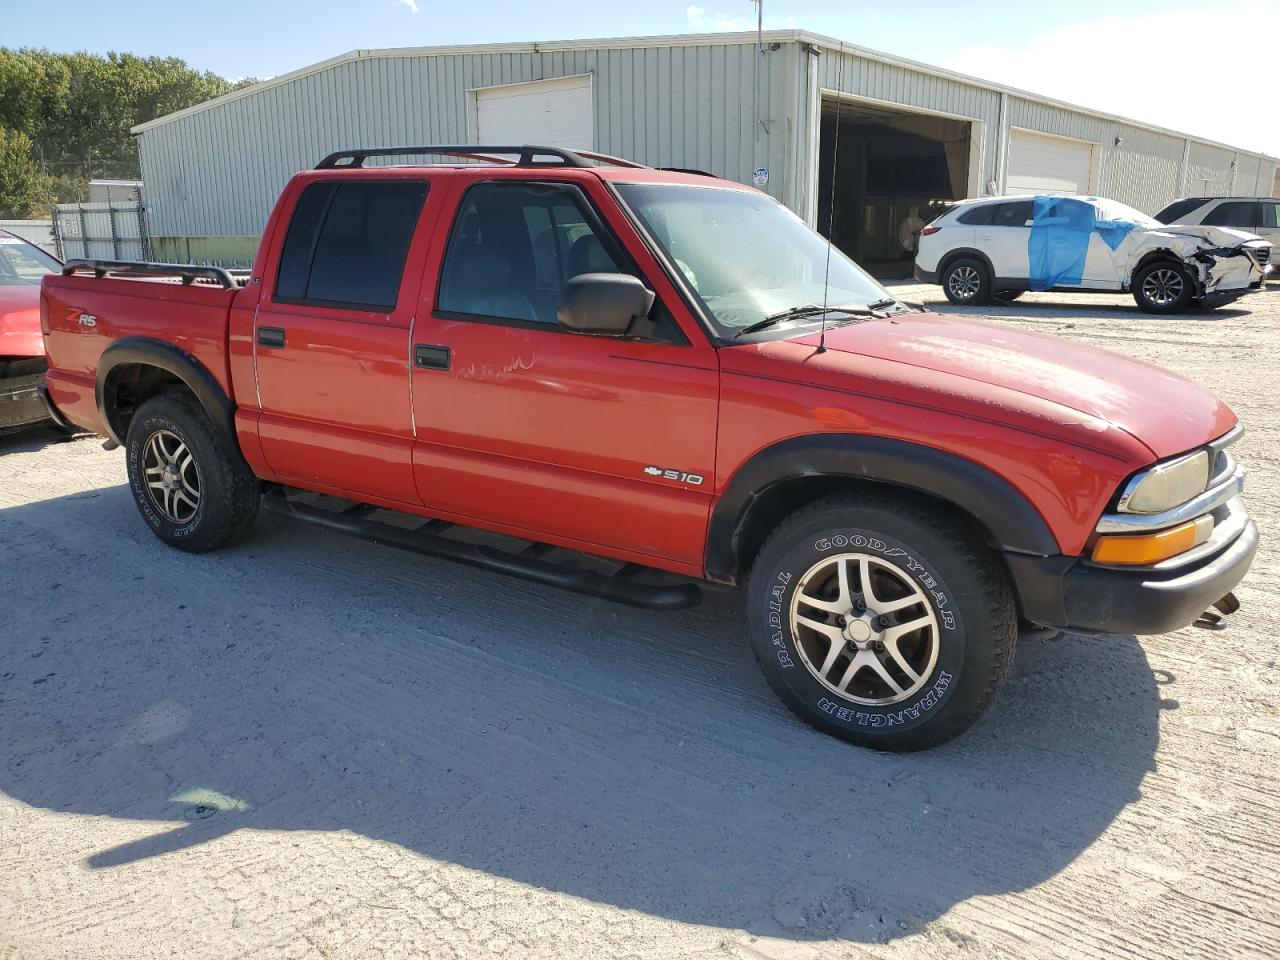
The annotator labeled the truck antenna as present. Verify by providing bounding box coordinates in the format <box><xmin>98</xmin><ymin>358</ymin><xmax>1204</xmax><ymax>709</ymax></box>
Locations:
<box><xmin>818</xmin><ymin>42</ymin><xmax>845</xmax><ymax>355</ymax></box>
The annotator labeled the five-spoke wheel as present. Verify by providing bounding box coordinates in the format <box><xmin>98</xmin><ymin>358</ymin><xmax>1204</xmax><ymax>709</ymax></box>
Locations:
<box><xmin>124</xmin><ymin>393</ymin><xmax>259</xmax><ymax>552</ymax></box>
<box><xmin>791</xmin><ymin>553</ymin><xmax>938</xmax><ymax>705</ymax></box>
<box><xmin>142</xmin><ymin>429</ymin><xmax>202</xmax><ymax>524</ymax></box>
<box><xmin>746</xmin><ymin>495</ymin><xmax>1017</xmax><ymax>751</ymax></box>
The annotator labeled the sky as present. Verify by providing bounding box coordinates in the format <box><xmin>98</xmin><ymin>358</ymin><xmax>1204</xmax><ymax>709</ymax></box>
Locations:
<box><xmin>7</xmin><ymin>0</ymin><xmax>1277</xmax><ymax>157</ymax></box>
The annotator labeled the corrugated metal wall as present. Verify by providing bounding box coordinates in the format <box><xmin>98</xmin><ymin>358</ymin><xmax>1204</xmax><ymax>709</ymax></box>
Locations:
<box><xmin>805</xmin><ymin>49</ymin><xmax>1275</xmax><ymax>217</ymax></box>
<box><xmin>1008</xmin><ymin>95</ymin><xmax>1273</xmax><ymax>212</ymax></box>
<box><xmin>137</xmin><ymin>40</ymin><xmax>801</xmax><ymax>241</ymax></box>
<box><xmin>137</xmin><ymin>35</ymin><xmax>1277</xmax><ymax>247</ymax></box>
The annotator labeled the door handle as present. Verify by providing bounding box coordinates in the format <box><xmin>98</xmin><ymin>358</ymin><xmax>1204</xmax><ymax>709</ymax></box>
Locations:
<box><xmin>414</xmin><ymin>344</ymin><xmax>451</xmax><ymax>370</ymax></box>
<box><xmin>977</xmin><ymin>233</ymin><xmax>993</xmax><ymax>240</ymax></box>
<box><xmin>258</xmin><ymin>326</ymin><xmax>286</xmax><ymax>349</ymax></box>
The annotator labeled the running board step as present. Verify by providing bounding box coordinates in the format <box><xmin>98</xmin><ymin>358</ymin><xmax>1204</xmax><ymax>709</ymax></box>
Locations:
<box><xmin>261</xmin><ymin>490</ymin><xmax>702</xmax><ymax>611</ymax></box>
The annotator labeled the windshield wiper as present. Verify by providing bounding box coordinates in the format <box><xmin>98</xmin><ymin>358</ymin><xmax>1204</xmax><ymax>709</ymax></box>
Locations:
<box><xmin>734</xmin><ymin>303</ymin><xmax>875</xmax><ymax>338</ymax></box>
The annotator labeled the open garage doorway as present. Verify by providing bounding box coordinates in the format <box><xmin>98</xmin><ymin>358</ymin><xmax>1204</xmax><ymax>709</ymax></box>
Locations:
<box><xmin>815</xmin><ymin>95</ymin><xmax>978</xmax><ymax>279</ymax></box>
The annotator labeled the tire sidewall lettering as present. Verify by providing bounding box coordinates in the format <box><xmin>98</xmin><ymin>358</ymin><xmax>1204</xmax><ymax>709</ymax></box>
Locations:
<box><xmin>127</xmin><ymin>414</ymin><xmax>204</xmax><ymax>539</ymax></box>
<box><xmin>813</xmin><ymin>534</ymin><xmax>956</xmax><ymax>632</ymax></box>
<box><xmin>761</xmin><ymin>527</ymin><xmax>966</xmax><ymax>733</ymax></box>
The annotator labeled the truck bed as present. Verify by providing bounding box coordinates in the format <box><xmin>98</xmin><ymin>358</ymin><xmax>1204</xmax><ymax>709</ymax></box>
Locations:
<box><xmin>41</xmin><ymin>262</ymin><xmax>244</xmax><ymax>436</ymax></box>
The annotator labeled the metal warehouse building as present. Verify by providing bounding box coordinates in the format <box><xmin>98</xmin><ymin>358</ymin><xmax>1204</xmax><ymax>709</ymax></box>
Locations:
<box><xmin>132</xmin><ymin>30</ymin><xmax>1279</xmax><ymax>272</ymax></box>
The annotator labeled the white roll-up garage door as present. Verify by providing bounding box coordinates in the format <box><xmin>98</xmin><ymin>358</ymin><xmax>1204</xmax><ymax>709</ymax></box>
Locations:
<box><xmin>473</xmin><ymin>75</ymin><xmax>594</xmax><ymax>150</ymax></box>
<box><xmin>1006</xmin><ymin>129</ymin><xmax>1096</xmax><ymax>195</ymax></box>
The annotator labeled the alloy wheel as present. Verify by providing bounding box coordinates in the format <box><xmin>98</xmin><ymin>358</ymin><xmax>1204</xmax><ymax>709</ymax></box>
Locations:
<box><xmin>948</xmin><ymin>265</ymin><xmax>980</xmax><ymax>300</ymax></box>
<box><xmin>1141</xmin><ymin>268</ymin><xmax>1185</xmax><ymax>306</ymax></box>
<box><xmin>789</xmin><ymin>552</ymin><xmax>940</xmax><ymax>705</ymax></box>
<box><xmin>142</xmin><ymin>429</ymin><xmax>201</xmax><ymax>523</ymax></box>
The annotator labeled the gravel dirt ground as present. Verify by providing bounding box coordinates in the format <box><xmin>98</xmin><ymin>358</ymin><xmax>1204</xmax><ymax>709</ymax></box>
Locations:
<box><xmin>2</xmin><ymin>281</ymin><xmax>1278</xmax><ymax>960</ymax></box>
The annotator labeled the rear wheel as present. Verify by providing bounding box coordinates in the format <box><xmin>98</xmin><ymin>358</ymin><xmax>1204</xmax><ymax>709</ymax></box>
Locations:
<box><xmin>941</xmin><ymin>257</ymin><xmax>992</xmax><ymax>305</ymax></box>
<box><xmin>124</xmin><ymin>394</ymin><xmax>259</xmax><ymax>552</ymax></box>
<box><xmin>1132</xmin><ymin>261</ymin><xmax>1193</xmax><ymax>313</ymax></box>
<box><xmin>745</xmin><ymin>496</ymin><xmax>1016</xmax><ymax>751</ymax></box>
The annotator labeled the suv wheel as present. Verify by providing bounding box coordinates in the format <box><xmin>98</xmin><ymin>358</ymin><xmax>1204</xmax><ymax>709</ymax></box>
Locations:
<box><xmin>746</xmin><ymin>496</ymin><xmax>1016</xmax><ymax>751</ymax></box>
<box><xmin>124</xmin><ymin>393</ymin><xmax>260</xmax><ymax>552</ymax></box>
<box><xmin>1132</xmin><ymin>261</ymin><xmax>1193</xmax><ymax>313</ymax></box>
<box><xmin>942</xmin><ymin>257</ymin><xmax>992</xmax><ymax>305</ymax></box>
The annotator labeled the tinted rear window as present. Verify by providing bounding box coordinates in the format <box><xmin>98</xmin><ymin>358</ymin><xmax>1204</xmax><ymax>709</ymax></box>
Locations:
<box><xmin>275</xmin><ymin>179</ymin><xmax>428</xmax><ymax>310</ymax></box>
<box><xmin>991</xmin><ymin>201</ymin><xmax>1034</xmax><ymax>227</ymax></box>
<box><xmin>957</xmin><ymin>204</ymin><xmax>994</xmax><ymax>225</ymax></box>
<box><xmin>1201</xmin><ymin>201</ymin><xmax>1259</xmax><ymax>229</ymax></box>
<box><xmin>1153</xmin><ymin>198</ymin><xmax>1209</xmax><ymax>224</ymax></box>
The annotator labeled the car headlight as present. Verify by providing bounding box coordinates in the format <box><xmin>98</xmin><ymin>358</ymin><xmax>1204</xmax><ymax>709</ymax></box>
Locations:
<box><xmin>1118</xmin><ymin>450</ymin><xmax>1210</xmax><ymax>514</ymax></box>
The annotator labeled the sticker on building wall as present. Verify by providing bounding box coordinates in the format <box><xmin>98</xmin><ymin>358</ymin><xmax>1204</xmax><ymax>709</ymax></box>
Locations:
<box><xmin>752</xmin><ymin>167</ymin><xmax>769</xmax><ymax>187</ymax></box>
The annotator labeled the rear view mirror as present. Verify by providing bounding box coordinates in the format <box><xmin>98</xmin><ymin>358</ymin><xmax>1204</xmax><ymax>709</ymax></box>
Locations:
<box><xmin>557</xmin><ymin>273</ymin><xmax>655</xmax><ymax>336</ymax></box>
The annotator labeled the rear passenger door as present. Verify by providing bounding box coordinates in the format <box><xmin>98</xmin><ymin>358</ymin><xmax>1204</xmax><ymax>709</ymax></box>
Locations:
<box><xmin>252</xmin><ymin>176</ymin><xmax>434</xmax><ymax>504</ymax></box>
<box><xmin>978</xmin><ymin>200</ymin><xmax>1033</xmax><ymax>283</ymax></box>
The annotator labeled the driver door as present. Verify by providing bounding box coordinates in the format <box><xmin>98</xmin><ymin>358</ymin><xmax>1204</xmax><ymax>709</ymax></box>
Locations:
<box><xmin>409</xmin><ymin>178</ymin><xmax>719</xmax><ymax>570</ymax></box>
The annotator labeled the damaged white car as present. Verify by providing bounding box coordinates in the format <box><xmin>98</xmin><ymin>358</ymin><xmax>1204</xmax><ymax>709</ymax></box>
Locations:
<box><xmin>915</xmin><ymin>194</ymin><xmax>1272</xmax><ymax>313</ymax></box>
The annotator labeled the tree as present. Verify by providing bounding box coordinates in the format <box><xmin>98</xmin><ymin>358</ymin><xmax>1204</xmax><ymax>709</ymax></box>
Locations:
<box><xmin>0</xmin><ymin>49</ymin><xmax>253</xmax><ymax>206</ymax></box>
<box><xmin>0</xmin><ymin>127</ymin><xmax>46</xmax><ymax>218</ymax></box>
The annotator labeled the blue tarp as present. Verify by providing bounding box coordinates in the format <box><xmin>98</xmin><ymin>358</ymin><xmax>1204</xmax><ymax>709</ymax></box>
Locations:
<box><xmin>1027</xmin><ymin>196</ymin><xmax>1142</xmax><ymax>291</ymax></box>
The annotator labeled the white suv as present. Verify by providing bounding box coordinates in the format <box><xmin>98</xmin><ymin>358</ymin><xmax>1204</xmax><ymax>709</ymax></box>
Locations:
<box><xmin>1154</xmin><ymin>197</ymin><xmax>1280</xmax><ymax>281</ymax></box>
<box><xmin>915</xmin><ymin>194</ymin><xmax>1272</xmax><ymax>313</ymax></box>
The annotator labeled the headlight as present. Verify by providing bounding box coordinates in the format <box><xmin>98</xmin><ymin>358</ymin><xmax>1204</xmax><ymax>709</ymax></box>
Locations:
<box><xmin>1118</xmin><ymin>450</ymin><xmax>1210</xmax><ymax>514</ymax></box>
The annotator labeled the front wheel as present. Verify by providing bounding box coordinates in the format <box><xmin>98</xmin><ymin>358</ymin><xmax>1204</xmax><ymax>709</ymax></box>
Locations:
<box><xmin>124</xmin><ymin>393</ymin><xmax>260</xmax><ymax>552</ymax></box>
<box><xmin>746</xmin><ymin>496</ymin><xmax>1016</xmax><ymax>751</ymax></box>
<box><xmin>1132</xmin><ymin>261</ymin><xmax>1193</xmax><ymax>313</ymax></box>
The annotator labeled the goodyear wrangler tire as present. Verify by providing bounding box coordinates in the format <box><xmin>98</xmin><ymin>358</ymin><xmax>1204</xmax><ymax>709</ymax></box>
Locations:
<box><xmin>124</xmin><ymin>394</ymin><xmax>260</xmax><ymax>553</ymax></box>
<box><xmin>746</xmin><ymin>496</ymin><xmax>1017</xmax><ymax>751</ymax></box>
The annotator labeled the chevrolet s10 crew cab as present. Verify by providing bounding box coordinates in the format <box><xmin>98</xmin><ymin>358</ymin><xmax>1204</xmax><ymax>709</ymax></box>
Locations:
<box><xmin>38</xmin><ymin>146</ymin><xmax>1258</xmax><ymax>751</ymax></box>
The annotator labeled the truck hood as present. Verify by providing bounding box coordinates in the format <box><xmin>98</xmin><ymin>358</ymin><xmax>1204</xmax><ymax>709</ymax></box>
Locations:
<box><xmin>0</xmin><ymin>284</ymin><xmax>43</xmax><ymax>358</ymax></box>
<box><xmin>774</xmin><ymin>311</ymin><xmax>1235</xmax><ymax>460</ymax></box>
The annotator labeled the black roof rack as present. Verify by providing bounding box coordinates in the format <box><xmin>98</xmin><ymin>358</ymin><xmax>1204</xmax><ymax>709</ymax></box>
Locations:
<box><xmin>315</xmin><ymin>145</ymin><xmax>648</xmax><ymax>170</ymax></box>
<box><xmin>63</xmin><ymin>259</ymin><xmax>239</xmax><ymax>288</ymax></box>
<box><xmin>658</xmin><ymin>167</ymin><xmax>719</xmax><ymax>178</ymax></box>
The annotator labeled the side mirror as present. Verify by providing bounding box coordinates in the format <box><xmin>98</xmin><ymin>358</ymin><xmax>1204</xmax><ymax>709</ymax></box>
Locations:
<box><xmin>557</xmin><ymin>273</ymin><xmax>655</xmax><ymax>336</ymax></box>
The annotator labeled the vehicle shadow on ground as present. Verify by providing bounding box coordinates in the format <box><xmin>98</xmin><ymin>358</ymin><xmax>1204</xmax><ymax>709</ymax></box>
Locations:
<box><xmin>0</xmin><ymin>487</ymin><xmax>1168</xmax><ymax>945</ymax></box>
<box><xmin>0</xmin><ymin>423</ymin><xmax>83</xmax><ymax>453</ymax></box>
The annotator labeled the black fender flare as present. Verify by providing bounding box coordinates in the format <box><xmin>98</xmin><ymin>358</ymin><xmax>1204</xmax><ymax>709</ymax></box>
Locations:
<box><xmin>705</xmin><ymin>434</ymin><xmax>1061</xmax><ymax>583</ymax></box>
<box><xmin>95</xmin><ymin>337</ymin><xmax>236</xmax><ymax>446</ymax></box>
<box><xmin>937</xmin><ymin>246</ymin><xmax>996</xmax><ymax>281</ymax></box>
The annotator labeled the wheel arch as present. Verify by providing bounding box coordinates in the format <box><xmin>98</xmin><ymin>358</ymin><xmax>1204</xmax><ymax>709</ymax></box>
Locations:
<box><xmin>705</xmin><ymin>435</ymin><xmax>1061</xmax><ymax>585</ymax></box>
<box><xmin>96</xmin><ymin>337</ymin><xmax>237</xmax><ymax>448</ymax></box>
<box><xmin>1129</xmin><ymin>250</ymin><xmax>1203</xmax><ymax>299</ymax></box>
<box><xmin>937</xmin><ymin>247</ymin><xmax>995</xmax><ymax>280</ymax></box>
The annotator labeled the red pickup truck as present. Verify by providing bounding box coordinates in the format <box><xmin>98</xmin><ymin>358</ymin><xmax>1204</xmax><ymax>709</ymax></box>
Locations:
<box><xmin>39</xmin><ymin>145</ymin><xmax>1257</xmax><ymax>751</ymax></box>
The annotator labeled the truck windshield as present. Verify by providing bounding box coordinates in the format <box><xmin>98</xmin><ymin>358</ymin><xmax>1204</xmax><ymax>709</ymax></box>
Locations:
<box><xmin>616</xmin><ymin>183</ymin><xmax>890</xmax><ymax>335</ymax></box>
<box><xmin>0</xmin><ymin>235</ymin><xmax>59</xmax><ymax>286</ymax></box>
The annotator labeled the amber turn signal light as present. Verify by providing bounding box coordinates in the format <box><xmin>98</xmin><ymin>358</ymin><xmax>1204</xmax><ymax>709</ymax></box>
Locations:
<box><xmin>1092</xmin><ymin>516</ymin><xmax>1213</xmax><ymax>566</ymax></box>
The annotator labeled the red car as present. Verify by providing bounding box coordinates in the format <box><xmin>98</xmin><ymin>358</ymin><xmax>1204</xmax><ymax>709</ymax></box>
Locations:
<box><xmin>39</xmin><ymin>147</ymin><xmax>1256</xmax><ymax>751</ymax></box>
<box><xmin>0</xmin><ymin>229</ymin><xmax>61</xmax><ymax>432</ymax></box>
